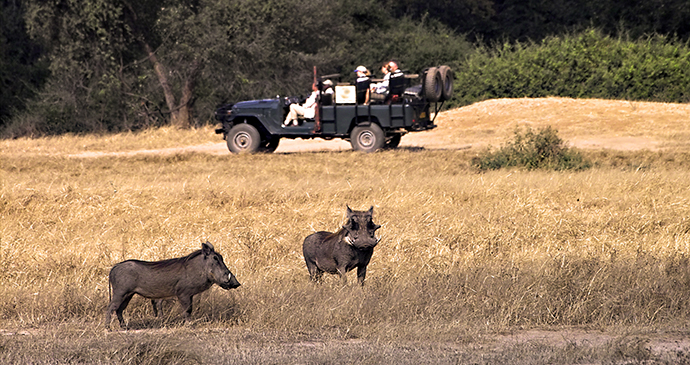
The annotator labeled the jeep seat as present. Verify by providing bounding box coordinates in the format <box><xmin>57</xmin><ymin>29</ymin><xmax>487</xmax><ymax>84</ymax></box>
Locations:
<box><xmin>386</xmin><ymin>73</ymin><xmax>406</xmax><ymax>103</ymax></box>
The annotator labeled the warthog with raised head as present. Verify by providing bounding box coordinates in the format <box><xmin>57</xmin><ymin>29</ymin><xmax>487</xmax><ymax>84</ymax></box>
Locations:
<box><xmin>105</xmin><ymin>241</ymin><xmax>240</xmax><ymax>329</ymax></box>
<box><xmin>303</xmin><ymin>206</ymin><xmax>381</xmax><ymax>285</ymax></box>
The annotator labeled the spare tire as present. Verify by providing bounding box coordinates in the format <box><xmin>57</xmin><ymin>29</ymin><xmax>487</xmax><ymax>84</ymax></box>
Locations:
<box><xmin>423</xmin><ymin>67</ymin><xmax>442</xmax><ymax>102</ymax></box>
<box><xmin>438</xmin><ymin>65</ymin><xmax>453</xmax><ymax>101</ymax></box>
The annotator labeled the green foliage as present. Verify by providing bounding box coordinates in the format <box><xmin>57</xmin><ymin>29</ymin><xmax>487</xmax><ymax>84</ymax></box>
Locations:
<box><xmin>385</xmin><ymin>0</ymin><xmax>690</xmax><ymax>44</ymax></box>
<box><xmin>456</xmin><ymin>29</ymin><xmax>690</xmax><ymax>105</ymax></box>
<box><xmin>472</xmin><ymin>126</ymin><xmax>591</xmax><ymax>171</ymax></box>
<box><xmin>0</xmin><ymin>1</ymin><xmax>48</xmax><ymax>129</ymax></box>
<box><xmin>193</xmin><ymin>0</ymin><xmax>468</xmax><ymax>111</ymax></box>
<box><xmin>5</xmin><ymin>0</ymin><xmax>690</xmax><ymax>137</ymax></box>
<box><xmin>2</xmin><ymin>0</ymin><xmax>470</xmax><ymax>136</ymax></box>
<box><xmin>8</xmin><ymin>0</ymin><xmax>138</xmax><ymax>135</ymax></box>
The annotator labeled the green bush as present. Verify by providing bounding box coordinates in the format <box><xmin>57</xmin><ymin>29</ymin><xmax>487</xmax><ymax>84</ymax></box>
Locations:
<box><xmin>455</xmin><ymin>29</ymin><xmax>690</xmax><ymax>105</ymax></box>
<box><xmin>472</xmin><ymin>126</ymin><xmax>592</xmax><ymax>171</ymax></box>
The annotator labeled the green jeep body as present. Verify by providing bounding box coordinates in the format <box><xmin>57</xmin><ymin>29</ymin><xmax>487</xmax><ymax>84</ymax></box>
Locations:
<box><xmin>214</xmin><ymin>66</ymin><xmax>452</xmax><ymax>153</ymax></box>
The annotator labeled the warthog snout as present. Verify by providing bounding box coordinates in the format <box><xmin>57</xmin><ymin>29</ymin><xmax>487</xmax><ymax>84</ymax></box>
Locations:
<box><xmin>218</xmin><ymin>272</ymin><xmax>241</xmax><ymax>290</ymax></box>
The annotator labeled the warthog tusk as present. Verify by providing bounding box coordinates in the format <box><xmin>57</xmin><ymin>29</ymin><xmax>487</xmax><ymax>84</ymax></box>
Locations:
<box><xmin>228</xmin><ymin>273</ymin><xmax>232</xmax><ymax>280</ymax></box>
<box><xmin>344</xmin><ymin>236</ymin><xmax>354</xmax><ymax>246</ymax></box>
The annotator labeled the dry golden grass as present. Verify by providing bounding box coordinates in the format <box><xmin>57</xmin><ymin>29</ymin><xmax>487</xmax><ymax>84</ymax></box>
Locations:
<box><xmin>3</xmin><ymin>98</ymin><xmax>690</xmax><ymax>363</ymax></box>
<box><xmin>0</xmin><ymin>125</ymin><xmax>218</xmax><ymax>156</ymax></box>
<box><xmin>426</xmin><ymin>97</ymin><xmax>690</xmax><ymax>151</ymax></box>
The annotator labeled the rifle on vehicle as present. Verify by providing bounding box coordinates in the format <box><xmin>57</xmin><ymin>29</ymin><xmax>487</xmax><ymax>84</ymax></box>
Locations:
<box><xmin>313</xmin><ymin>66</ymin><xmax>321</xmax><ymax>133</ymax></box>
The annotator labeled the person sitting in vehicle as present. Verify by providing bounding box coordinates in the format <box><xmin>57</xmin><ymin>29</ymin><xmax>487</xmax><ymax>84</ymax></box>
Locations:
<box><xmin>386</xmin><ymin>61</ymin><xmax>406</xmax><ymax>101</ymax></box>
<box><xmin>388</xmin><ymin>61</ymin><xmax>404</xmax><ymax>80</ymax></box>
<box><xmin>370</xmin><ymin>63</ymin><xmax>390</xmax><ymax>96</ymax></box>
<box><xmin>283</xmin><ymin>85</ymin><xmax>319</xmax><ymax>127</ymax></box>
<box><xmin>370</xmin><ymin>61</ymin><xmax>403</xmax><ymax>102</ymax></box>
<box><xmin>321</xmin><ymin>79</ymin><xmax>335</xmax><ymax>105</ymax></box>
<box><xmin>354</xmin><ymin>65</ymin><xmax>371</xmax><ymax>104</ymax></box>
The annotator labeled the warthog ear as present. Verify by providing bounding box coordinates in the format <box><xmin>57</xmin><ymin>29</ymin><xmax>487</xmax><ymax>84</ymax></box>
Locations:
<box><xmin>368</xmin><ymin>206</ymin><xmax>374</xmax><ymax>214</ymax></box>
<box><xmin>374</xmin><ymin>224</ymin><xmax>382</xmax><ymax>231</ymax></box>
<box><xmin>346</xmin><ymin>205</ymin><xmax>353</xmax><ymax>215</ymax></box>
<box><xmin>202</xmin><ymin>241</ymin><xmax>214</xmax><ymax>257</ymax></box>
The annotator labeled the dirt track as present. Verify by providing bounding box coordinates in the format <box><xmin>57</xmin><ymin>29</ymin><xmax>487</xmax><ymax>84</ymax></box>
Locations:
<box><xmin>67</xmin><ymin>97</ymin><xmax>690</xmax><ymax>158</ymax></box>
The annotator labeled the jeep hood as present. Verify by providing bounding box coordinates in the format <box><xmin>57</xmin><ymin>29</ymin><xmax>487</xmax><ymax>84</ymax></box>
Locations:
<box><xmin>233</xmin><ymin>98</ymin><xmax>280</xmax><ymax>110</ymax></box>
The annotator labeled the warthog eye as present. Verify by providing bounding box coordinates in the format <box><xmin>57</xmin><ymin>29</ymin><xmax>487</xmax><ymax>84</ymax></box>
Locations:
<box><xmin>350</xmin><ymin>219</ymin><xmax>359</xmax><ymax>231</ymax></box>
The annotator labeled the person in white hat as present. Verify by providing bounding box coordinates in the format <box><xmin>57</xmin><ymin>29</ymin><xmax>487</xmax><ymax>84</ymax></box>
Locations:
<box><xmin>354</xmin><ymin>66</ymin><xmax>371</xmax><ymax>104</ymax></box>
<box><xmin>321</xmin><ymin>79</ymin><xmax>335</xmax><ymax>105</ymax></box>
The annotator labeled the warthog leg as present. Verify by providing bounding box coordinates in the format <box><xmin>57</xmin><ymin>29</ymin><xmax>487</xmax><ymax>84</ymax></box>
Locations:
<box><xmin>337</xmin><ymin>268</ymin><xmax>348</xmax><ymax>285</ymax></box>
<box><xmin>116</xmin><ymin>293</ymin><xmax>135</xmax><ymax>329</ymax></box>
<box><xmin>177</xmin><ymin>295</ymin><xmax>194</xmax><ymax>318</ymax></box>
<box><xmin>105</xmin><ymin>292</ymin><xmax>134</xmax><ymax>330</ymax></box>
<box><xmin>306</xmin><ymin>260</ymin><xmax>324</xmax><ymax>282</ymax></box>
<box><xmin>356</xmin><ymin>266</ymin><xmax>367</xmax><ymax>286</ymax></box>
<box><xmin>151</xmin><ymin>299</ymin><xmax>162</xmax><ymax>317</ymax></box>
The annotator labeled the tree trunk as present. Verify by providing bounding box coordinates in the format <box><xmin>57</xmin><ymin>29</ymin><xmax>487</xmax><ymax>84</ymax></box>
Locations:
<box><xmin>175</xmin><ymin>59</ymin><xmax>201</xmax><ymax>129</ymax></box>
<box><xmin>123</xmin><ymin>0</ymin><xmax>198</xmax><ymax>128</ymax></box>
<box><xmin>141</xmin><ymin>42</ymin><xmax>184</xmax><ymax>126</ymax></box>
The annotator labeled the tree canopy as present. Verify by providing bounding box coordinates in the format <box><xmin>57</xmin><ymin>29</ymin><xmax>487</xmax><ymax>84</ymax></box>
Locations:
<box><xmin>2</xmin><ymin>0</ymin><xmax>690</xmax><ymax>136</ymax></box>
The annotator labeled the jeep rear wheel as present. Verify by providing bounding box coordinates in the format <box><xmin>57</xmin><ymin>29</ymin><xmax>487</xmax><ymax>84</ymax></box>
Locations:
<box><xmin>227</xmin><ymin>123</ymin><xmax>261</xmax><ymax>154</ymax></box>
<box><xmin>350</xmin><ymin>123</ymin><xmax>385</xmax><ymax>153</ymax></box>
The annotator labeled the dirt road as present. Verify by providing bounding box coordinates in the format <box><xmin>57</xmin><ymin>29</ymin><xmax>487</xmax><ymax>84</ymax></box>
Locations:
<box><xmin>67</xmin><ymin>97</ymin><xmax>689</xmax><ymax>158</ymax></box>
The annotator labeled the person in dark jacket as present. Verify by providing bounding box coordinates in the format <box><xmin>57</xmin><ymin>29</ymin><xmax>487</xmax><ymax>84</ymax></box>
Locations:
<box><xmin>354</xmin><ymin>65</ymin><xmax>371</xmax><ymax>104</ymax></box>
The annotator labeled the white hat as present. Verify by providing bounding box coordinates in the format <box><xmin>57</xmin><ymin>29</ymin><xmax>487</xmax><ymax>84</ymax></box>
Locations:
<box><xmin>354</xmin><ymin>65</ymin><xmax>368</xmax><ymax>73</ymax></box>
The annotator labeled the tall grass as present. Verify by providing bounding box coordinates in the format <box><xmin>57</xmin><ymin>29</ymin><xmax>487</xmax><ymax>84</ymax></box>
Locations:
<box><xmin>3</xmin><ymin>145</ymin><xmax>690</xmax><ymax>362</ymax></box>
<box><xmin>3</xmin><ymin>150</ymin><xmax>690</xmax><ymax>328</ymax></box>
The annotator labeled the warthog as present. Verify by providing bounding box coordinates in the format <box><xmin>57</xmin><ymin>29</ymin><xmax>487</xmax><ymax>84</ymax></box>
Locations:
<box><xmin>303</xmin><ymin>206</ymin><xmax>381</xmax><ymax>285</ymax></box>
<box><xmin>105</xmin><ymin>241</ymin><xmax>240</xmax><ymax>329</ymax></box>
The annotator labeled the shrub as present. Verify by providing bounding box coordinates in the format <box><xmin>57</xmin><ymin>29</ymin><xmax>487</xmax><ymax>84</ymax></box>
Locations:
<box><xmin>456</xmin><ymin>29</ymin><xmax>690</xmax><ymax>105</ymax></box>
<box><xmin>472</xmin><ymin>126</ymin><xmax>591</xmax><ymax>171</ymax></box>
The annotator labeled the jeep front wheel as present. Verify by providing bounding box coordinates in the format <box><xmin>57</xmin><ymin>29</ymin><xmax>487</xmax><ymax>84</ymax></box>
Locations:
<box><xmin>350</xmin><ymin>123</ymin><xmax>385</xmax><ymax>153</ymax></box>
<box><xmin>227</xmin><ymin>124</ymin><xmax>261</xmax><ymax>153</ymax></box>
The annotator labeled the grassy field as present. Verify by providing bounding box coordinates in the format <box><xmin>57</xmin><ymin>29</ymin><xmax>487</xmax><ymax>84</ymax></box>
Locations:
<box><xmin>3</xmin><ymin>99</ymin><xmax>690</xmax><ymax>363</ymax></box>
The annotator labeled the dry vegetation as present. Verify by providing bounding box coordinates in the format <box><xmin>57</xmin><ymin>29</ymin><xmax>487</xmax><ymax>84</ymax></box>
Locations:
<box><xmin>3</xmin><ymin>98</ymin><xmax>690</xmax><ymax>364</ymax></box>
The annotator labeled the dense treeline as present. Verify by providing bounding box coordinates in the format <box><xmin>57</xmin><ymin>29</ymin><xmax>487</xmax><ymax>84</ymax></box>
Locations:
<box><xmin>386</xmin><ymin>0</ymin><xmax>690</xmax><ymax>42</ymax></box>
<box><xmin>1</xmin><ymin>0</ymin><xmax>690</xmax><ymax>136</ymax></box>
<box><xmin>455</xmin><ymin>30</ymin><xmax>690</xmax><ymax>107</ymax></box>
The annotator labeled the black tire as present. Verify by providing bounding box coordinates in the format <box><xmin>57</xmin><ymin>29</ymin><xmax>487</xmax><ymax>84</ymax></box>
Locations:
<box><xmin>424</xmin><ymin>67</ymin><xmax>442</xmax><ymax>102</ymax></box>
<box><xmin>350</xmin><ymin>123</ymin><xmax>385</xmax><ymax>153</ymax></box>
<box><xmin>385</xmin><ymin>134</ymin><xmax>402</xmax><ymax>149</ymax></box>
<box><xmin>226</xmin><ymin>123</ymin><xmax>261</xmax><ymax>154</ymax></box>
<box><xmin>259</xmin><ymin>136</ymin><xmax>280</xmax><ymax>153</ymax></box>
<box><xmin>438</xmin><ymin>65</ymin><xmax>453</xmax><ymax>101</ymax></box>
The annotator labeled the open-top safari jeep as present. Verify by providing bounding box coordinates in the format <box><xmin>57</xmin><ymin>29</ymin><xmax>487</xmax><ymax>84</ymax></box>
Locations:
<box><xmin>214</xmin><ymin>65</ymin><xmax>453</xmax><ymax>153</ymax></box>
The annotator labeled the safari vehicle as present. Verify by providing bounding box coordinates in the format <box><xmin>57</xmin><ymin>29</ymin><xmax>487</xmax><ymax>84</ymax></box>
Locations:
<box><xmin>214</xmin><ymin>65</ymin><xmax>453</xmax><ymax>153</ymax></box>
